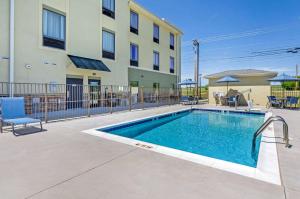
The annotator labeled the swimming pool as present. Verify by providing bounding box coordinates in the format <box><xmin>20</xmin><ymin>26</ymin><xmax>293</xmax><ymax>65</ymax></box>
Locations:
<box><xmin>100</xmin><ymin>109</ymin><xmax>264</xmax><ymax>167</ymax></box>
<box><xmin>84</xmin><ymin>108</ymin><xmax>280</xmax><ymax>184</ymax></box>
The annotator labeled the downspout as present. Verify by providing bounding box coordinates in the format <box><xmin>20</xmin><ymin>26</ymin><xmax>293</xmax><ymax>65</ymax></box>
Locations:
<box><xmin>9</xmin><ymin>0</ymin><xmax>15</xmax><ymax>97</ymax></box>
<box><xmin>177</xmin><ymin>34</ymin><xmax>181</xmax><ymax>96</ymax></box>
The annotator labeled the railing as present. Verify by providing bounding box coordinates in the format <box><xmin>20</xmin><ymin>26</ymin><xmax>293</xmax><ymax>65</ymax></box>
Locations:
<box><xmin>252</xmin><ymin>116</ymin><xmax>290</xmax><ymax>153</ymax></box>
<box><xmin>180</xmin><ymin>87</ymin><xmax>208</xmax><ymax>99</ymax></box>
<box><xmin>271</xmin><ymin>86</ymin><xmax>300</xmax><ymax>105</ymax></box>
<box><xmin>0</xmin><ymin>82</ymin><xmax>180</xmax><ymax>122</ymax></box>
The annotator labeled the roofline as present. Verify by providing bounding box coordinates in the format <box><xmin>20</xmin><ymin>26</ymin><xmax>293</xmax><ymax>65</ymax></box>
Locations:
<box><xmin>128</xmin><ymin>0</ymin><xmax>183</xmax><ymax>35</ymax></box>
<box><xmin>204</xmin><ymin>70</ymin><xmax>278</xmax><ymax>79</ymax></box>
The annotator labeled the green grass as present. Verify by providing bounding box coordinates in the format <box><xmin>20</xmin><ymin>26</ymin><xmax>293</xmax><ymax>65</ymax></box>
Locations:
<box><xmin>181</xmin><ymin>87</ymin><xmax>208</xmax><ymax>99</ymax></box>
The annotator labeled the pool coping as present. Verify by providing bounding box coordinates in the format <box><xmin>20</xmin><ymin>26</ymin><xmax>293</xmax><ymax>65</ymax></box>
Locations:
<box><xmin>82</xmin><ymin>108</ymin><xmax>281</xmax><ymax>185</ymax></box>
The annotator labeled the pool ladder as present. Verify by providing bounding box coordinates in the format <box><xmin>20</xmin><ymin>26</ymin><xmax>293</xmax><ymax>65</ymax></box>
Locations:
<box><xmin>252</xmin><ymin>116</ymin><xmax>291</xmax><ymax>150</ymax></box>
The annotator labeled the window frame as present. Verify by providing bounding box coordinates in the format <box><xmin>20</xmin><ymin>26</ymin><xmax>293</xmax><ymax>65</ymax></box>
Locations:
<box><xmin>130</xmin><ymin>43</ymin><xmax>139</xmax><ymax>67</ymax></box>
<box><xmin>153</xmin><ymin>82</ymin><xmax>160</xmax><ymax>90</ymax></box>
<box><xmin>153</xmin><ymin>51</ymin><xmax>160</xmax><ymax>71</ymax></box>
<box><xmin>153</xmin><ymin>24</ymin><xmax>160</xmax><ymax>44</ymax></box>
<box><xmin>130</xmin><ymin>10</ymin><xmax>139</xmax><ymax>35</ymax></box>
<box><xmin>102</xmin><ymin>30</ymin><xmax>115</xmax><ymax>60</ymax></box>
<box><xmin>170</xmin><ymin>56</ymin><xmax>175</xmax><ymax>74</ymax></box>
<box><xmin>130</xmin><ymin>81</ymin><xmax>139</xmax><ymax>87</ymax></box>
<box><xmin>102</xmin><ymin>0</ymin><xmax>115</xmax><ymax>19</ymax></box>
<box><xmin>42</xmin><ymin>8</ymin><xmax>66</xmax><ymax>50</ymax></box>
<box><xmin>170</xmin><ymin>33</ymin><xmax>175</xmax><ymax>50</ymax></box>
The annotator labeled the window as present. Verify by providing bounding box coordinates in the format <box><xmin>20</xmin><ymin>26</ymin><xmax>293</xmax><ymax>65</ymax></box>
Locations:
<box><xmin>170</xmin><ymin>57</ymin><xmax>175</xmax><ymax>73</ymax></box>
<box><xmin>130</xmin><ymin>43</ymin><xmax>138</xmax><ymax>67</ymax></box>
<box><xmin>130</xmin><ymin>11</ymin><xmax>139</xmax><ymax>34</ymax></box>
<box><xmin>153</xmin><ymin>51</ymin><xmax>159</xmax><ymax>71</ymax></box>
<box><xmin>102</xmin><ymin>0</ymin><xmax>115</xmax><ymax>19</ymax></box>
<box><xmin>102</xmin><ymin>30</ymin><xmax>115</xmax><ymax>60</ymax></box>
<box><xmin>130</xmin><ymin>81</ymin><xmax>139</xmax><ymax>87</ymax></box>
<box><xmin>170</xmin><ymin>33</ymin><xmax>175</xmax><ymax>50</ymax></box>
<box><xmin>43</xmin><ymin>9</ymin><xmax>66</xmax><ymax>50</ymax></box>
<box><xmin>153</xmin><ymin>24</ymin><xmax>159</xmax><ymax>43</ymax></box>
<box><xmin>153</xmin><ymin>83</ymin><xmax>160</xmax><ymax>90</ymax></box>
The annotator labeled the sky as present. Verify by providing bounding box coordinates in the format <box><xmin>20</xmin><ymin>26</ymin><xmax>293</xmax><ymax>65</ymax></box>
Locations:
<box><xmin>136</xmin><ymin>0</ymin><xmax>300</xmax><ymax>85</ymax></box>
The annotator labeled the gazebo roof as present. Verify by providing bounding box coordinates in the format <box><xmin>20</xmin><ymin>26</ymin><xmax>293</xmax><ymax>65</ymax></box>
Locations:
<box><xmin>205</xmin><ymin>69</ymin><xmax>278</xmax><ymax>79</ymax></box>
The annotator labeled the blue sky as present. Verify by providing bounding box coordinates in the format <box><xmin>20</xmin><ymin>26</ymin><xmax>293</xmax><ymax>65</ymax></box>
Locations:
<box><xmin>136</xmin><ymin>0</ymin><xmax>300</xmax><ymax>84</ymax></box>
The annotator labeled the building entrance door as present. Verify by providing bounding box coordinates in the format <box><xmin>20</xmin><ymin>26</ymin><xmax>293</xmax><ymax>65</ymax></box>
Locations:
<box><xmin>66</xmin><ymin>78</ymin><xmax>83</xmax><ymax>109</ymax></box>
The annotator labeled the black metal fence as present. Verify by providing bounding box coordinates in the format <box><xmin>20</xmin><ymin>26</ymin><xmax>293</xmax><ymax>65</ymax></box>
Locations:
<box><xmin>0</xmin><ymin>82</ymin><xmax>180</xmax><ymax>122</ymax></box>
<box><xmin>271</xmin><ymin>86</ymin><xmax>300</xmax><ymax>107</ymax></box>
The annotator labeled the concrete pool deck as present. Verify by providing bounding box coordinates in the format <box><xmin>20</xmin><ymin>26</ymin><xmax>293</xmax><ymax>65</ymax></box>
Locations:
<box><xmin>0</xmin><ymin>105</ymin><xmax>299</xmax><ymax>199</ymax></box>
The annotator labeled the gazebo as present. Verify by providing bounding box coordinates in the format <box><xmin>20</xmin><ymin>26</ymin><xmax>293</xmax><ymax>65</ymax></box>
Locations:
<box><xmin>178</xmin><ymin>79</ymin><xmax>197</xmax><ymax>96</ymax></box>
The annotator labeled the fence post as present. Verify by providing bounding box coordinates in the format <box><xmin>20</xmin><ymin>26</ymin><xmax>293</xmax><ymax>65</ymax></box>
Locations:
<box><xmin>141</xmin><ymin>86</ymin><xmax>144</xmax><ymax>109</ymax></box>
<box><xmin>129</xmin><ymin>86</ymin><xmax>132</xmax><ymax>111</ymax></box>
<box><xmin>110</xmin><ymin>85</ymin><xmax>113</xmax><ymax>114</ymax></box>
<box><xmin>156</xmin><ymin>88</ymin><xmax>158</xmax><ymax>105</ymax></box>
<box><xmin>169</xmin><ymin>89</ymin><xmax>171</xmax><ymax>106</ymax></box>
<box><xmin>87</xmin><ymin>85</ymin><xmax>91</xmax><ymax>117</ymax></box>
<box><xmin>44</xmin><ymin>83</ymin><xmax>48</xmax><ymax>123</ymax></box>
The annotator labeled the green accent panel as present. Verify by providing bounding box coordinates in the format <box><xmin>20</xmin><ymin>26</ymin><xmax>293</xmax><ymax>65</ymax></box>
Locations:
<box><xmin>128</xmin><ymin>68</ymin><xmax>177</xmax><ymax>88</ymax></box>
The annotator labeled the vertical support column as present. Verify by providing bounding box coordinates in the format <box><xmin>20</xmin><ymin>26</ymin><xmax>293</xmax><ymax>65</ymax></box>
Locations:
<box><xmin>140</xmin><ymin>86</ymin><xmax>144</xmax><ymax>109</ymax></box>
<box><xmin>193</xmin><ymin>40</ymin><xmax>200</xmax><ymax>98</ymax></box>
<box><xmin>169</xmin><ymin>89</ymin><xmax>171</xmax><ymax>106</ymax></box>
<box><xmin>87</xmin><ymin>85</ymin><xmax>91</xmax><ymax>117</ymax></box>
<box><xmin>129</xmin><ymin>86</ymin><xmax>132</xmax><ymax>111</ymax></box>
<box><xmin>44</xmin><ymin>83</ymin><xmax>48</xmax><ymax>123</ymax></box>
<box><xmin>157</xmin><ymin>88</ymin><xmax>159</xmax><ymax>105</ymax></box>
<box><xmin>9</xmin><ymin>0</ymin><xmax>15</xmax><ymax>97</ymax></box>
<box><xmin>110</xmin><ymin>85</ymin><xmax>113</xmax><ymax>114</ymax></box>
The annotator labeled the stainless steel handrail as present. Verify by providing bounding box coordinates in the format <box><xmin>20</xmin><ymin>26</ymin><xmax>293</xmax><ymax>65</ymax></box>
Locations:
<box><xmin>252</xmin><ymin>116</ymin><xmax>290</xmax><ymax>150</ymax></box>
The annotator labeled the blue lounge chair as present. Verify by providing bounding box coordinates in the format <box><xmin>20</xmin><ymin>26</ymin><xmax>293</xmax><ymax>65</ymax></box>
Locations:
<box><xmin>180</xmin><ymin>96</ymin><xmax>197</xmax><ymax>105</ymax></box>
<box><xmin>267</xmin><ymin>96</ymin><xmax>282</xmax><ymax>108</ymax></box>
<box><xmin>286</xmin><ymin>97</ymin><xmax>299</xmax><ymax>108</ymax></box>
<box><xmin>0</xmin><ymin>97</ymin><xmax>43</xmax><ymax>133</ymax></box>
<box><xmin>180</xmin><ymin>96</ymin><xmax>189</xmax><ymax>104</ymax></box>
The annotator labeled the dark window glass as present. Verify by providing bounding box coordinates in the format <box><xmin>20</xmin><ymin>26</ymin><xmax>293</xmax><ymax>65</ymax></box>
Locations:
<box><xmin>43</xmin><ymin>9</ymin><xmax>66</xmax><ymax>50</ymax></box>
<box><xmin>170</xmin><ymin>56</ymin><xmax>175</xmax><ymax>73</ymax></box>
<box><xmin>130</xmin><ymin>43</ymin><xmax>138</xmax><ymax>66</ymax></box>
<box><xmin>170</xmin><ymin>33</ymin><xmax>175</xmax><ymax>50</ymax></box>
<box><xmin>130</xmin><ymin>11</ymin><xmax>139</xmax><ymax>34</ymax></box>
<box><xmin>153</xmin><ymin>24</ymin><xmax>159</xmax><ymax>43</ymax></box>
<box><xmin>102</xmin><ymin>30</ymin><xmax>115</xmax><ymax>60</ymax></box>
<box><xmin>153</xmin><ymin>51</ymin><xmax>159</xmax><ymax>70</ymax></box>
<box><xmin>103</xmin><ymin>0</ymin><xmax>115</xmax><ymax>19</ymax></box>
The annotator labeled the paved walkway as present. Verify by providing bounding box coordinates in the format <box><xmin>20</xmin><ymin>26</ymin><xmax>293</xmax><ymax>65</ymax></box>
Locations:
<box><xmin>0</xmin><ymin>105</ymin><xmax>298</xmax><ymax>199</ymax></box>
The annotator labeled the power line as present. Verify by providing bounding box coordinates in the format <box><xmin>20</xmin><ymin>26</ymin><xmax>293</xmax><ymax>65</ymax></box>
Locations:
<box><xmin>182</xmin><ymin>22</ymin><xmax>300</xmax><ymax>46</ymax></box>
<box><xmin>200</xmin><ymin>48</ymin><xmax>300</xmax><ymax>62</ymax></box>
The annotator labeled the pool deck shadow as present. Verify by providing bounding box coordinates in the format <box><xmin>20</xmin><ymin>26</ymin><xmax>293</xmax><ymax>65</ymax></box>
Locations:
<box><xmin>0</xmin><ymin>105</ymin><xmax>298</xmax><ymax>199</ymax></box>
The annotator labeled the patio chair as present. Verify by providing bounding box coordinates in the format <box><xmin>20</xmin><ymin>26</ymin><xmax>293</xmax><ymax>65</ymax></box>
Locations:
<box><xmin>213</xmin><ymin>92</ymin><xmax>220</xmax><ymax>105</ymax></box>
<box><xmin>0</xmin><ymin>97</ymin><xmax>43</xmax><ymax>133</ymax></box>
<box><xmin>286</xmin><ymin>97</ymin><xmax>299</xmax><ymax>108</ymax></box>
<box><xmin>267</xmin><ymin>96</ymin><xmax>282</xmax><ymax>108</ymax></box>
<box><xmin>180</xmin><ymin>96</ymin><xmax>189</xmax><ymax>105</ymax></box>
<box><xmin>180</xmin><ymin>96</ymin><xmax>197</xmax><ymax>105</ymax></box>
<box><xmin>228</xmin><ymin>95</ymin><xmax>239</xmax><ymax>107</ymax></box>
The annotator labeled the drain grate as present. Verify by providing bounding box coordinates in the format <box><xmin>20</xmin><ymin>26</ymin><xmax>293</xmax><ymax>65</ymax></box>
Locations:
<box><xmin>135</xmin><ymin>143</ymin><xmax>153</xmax><ymax>149</ymax></box>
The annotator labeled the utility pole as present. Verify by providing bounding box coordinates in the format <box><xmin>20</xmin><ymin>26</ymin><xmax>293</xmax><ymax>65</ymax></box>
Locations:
<box><xmin>193</xmin><ymin>39</ymin><xmax>200</xmax><ymax>98</ymax></box>
<box><xmin>296</xmin><ymin>64</ymin><xmax>299</xmax><ymax>89</ymax></box>
<box><xmin>199</xmin><ymin>74</ymin><xmax>202</xmax><ymax>99</ymax></box>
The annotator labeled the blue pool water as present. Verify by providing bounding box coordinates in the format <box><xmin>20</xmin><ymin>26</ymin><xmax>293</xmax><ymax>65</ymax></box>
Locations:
<box><xmin>100</xmin><ymin>110</ymin><xmax>265</xmax><ymax>167</ymax></box>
